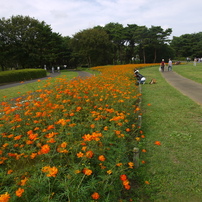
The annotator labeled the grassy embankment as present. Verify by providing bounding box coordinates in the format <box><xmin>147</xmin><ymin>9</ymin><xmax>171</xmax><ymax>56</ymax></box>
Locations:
<box><xmin>139</xmin><ymin>63</ymin><xmax>202</xmax><ymax>201</ymax></box>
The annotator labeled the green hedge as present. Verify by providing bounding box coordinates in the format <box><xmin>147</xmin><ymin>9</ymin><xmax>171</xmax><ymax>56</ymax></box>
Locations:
<box><xmin>0</xmin><ymin>69</ymin><xmax>47</xmax><ymax>84</ymax></box>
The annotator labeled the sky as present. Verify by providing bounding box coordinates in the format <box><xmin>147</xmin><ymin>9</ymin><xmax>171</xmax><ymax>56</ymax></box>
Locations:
<box><xmin>1</xmin><ymin>0</ymin><xmax>202</xmax><ymax>38</ymax></box>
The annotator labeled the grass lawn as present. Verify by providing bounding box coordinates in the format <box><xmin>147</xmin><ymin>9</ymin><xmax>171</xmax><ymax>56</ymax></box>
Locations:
<box><xmin>173</xmin><ymin>62</ymin><xmax>202</xmax><ymax>84</ymax></box>
<box><xmin>139</xmin><ymin>65</ymin><xmax>202</xmax><ymax>201</ymax></box>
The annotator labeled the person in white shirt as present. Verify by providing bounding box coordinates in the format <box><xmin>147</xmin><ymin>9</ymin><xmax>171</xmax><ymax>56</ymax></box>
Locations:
<box><xmin>168</xmin><ymin>58</ymin><xmax>172</xmax><ymax>71</ymax></box>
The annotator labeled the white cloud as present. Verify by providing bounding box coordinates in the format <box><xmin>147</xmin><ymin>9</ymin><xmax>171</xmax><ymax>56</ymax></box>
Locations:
<box><xmin>0</xmin><ymin>0</ymin><xmax>202</xmax><ymax>37</ymax></box>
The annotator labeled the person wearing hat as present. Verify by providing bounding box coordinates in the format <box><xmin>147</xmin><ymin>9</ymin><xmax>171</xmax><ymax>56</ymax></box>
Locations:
<box><xmin>134</xmin><ymin>69</ymin><xmax>146</xmax><ymax>84</ymax></box>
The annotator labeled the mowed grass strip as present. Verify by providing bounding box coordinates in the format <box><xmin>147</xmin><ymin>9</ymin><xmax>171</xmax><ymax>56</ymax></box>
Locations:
<box><xmin>139</xmin><ymin>65</ymin><xmax>202</xmax><ymax>201</ymax></box>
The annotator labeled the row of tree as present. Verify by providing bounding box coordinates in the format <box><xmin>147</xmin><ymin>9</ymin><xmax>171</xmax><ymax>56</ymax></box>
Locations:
<box><xmin>0</xmin><ymin>15</ymin><xmax>201</xmax><ymax>70</ymax></box>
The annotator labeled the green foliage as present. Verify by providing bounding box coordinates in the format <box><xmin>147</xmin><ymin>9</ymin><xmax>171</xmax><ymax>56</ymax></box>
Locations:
<box><xmin>70</xmin><ymin>28</ymin><xmax>112</xmax><ymax>67</ymax></box>
<box><xmin>0</xmin><ymin>15</ymin><xmax>68</xmax><ymax>70</ymax></box>
<box><xmin>139</xmin><ymin>65</ymin><xmax>202</xmax><ymax>201</ymax></box>
<box><xmin>0</xmin><ymin>64</ymin><xmax>145</xmax><ymax>201</ymax></box>
<box><xmin>171</xmin><ymin>32</ymin><xmax>202</xmax><ymax>59</ymax></box>
<box><xmin>0</xmin><ymin>69</ymin><xmax>47</xmax><ymax>83</ymax></box>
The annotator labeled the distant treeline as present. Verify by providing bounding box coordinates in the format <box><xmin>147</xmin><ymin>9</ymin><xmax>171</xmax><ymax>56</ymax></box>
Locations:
<box><xmin>0</xmin><ymin>15</ymin><xmax>201</xmax><ymax>70</ymax></box>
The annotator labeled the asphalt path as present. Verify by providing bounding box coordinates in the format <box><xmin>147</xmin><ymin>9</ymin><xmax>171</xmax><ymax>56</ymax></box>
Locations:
<box><xmin>161</xmin><ymin>70</ymin><xmax>202</xmax><ymax>106</ymax></box>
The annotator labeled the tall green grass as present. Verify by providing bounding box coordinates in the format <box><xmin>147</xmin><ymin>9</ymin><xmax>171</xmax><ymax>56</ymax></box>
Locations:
<box><xmin>139</xmin><ymin>65</ymin><xmax>202</xmax><ymax>201</ymax></box>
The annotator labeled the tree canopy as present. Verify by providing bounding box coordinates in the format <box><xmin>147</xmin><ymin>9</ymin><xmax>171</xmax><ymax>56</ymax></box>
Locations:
<box><xmin>0</xmin><ymin>15</ymin><xmax>202</xmax><ymax>71</ymax></box>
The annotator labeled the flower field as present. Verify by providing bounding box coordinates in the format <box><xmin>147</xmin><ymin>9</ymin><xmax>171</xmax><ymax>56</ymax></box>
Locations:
<box><xmin>0</xmin><ymin>64</ymin><xmax>154</xmax><ymax>202</ymax></box>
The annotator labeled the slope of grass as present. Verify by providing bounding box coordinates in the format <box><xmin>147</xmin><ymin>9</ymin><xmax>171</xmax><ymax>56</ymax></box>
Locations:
<box><xmin>0</xmin><ymin>70</ymin><xmax>78</xmax><ymax>101</ymax></box>
<box><xmin>173</xmin><ymin>62</ymin><xmax>202</xmax><ymax>84</ymax></box>
<box><xmin>139</xmin><ymin>65</ymin><xmax>202</xmax><ymax>201</ymax></box>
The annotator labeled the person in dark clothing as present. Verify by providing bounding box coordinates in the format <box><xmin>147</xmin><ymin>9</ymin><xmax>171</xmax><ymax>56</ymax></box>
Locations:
<box><xmin>134</xmin><ymin>69</ymin><xmax>146</xmax><ymax>84</ymax></box>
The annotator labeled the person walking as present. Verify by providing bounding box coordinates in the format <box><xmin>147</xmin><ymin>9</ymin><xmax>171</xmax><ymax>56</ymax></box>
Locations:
<box><xmin>168</xmin><ymin>58</ymin><xmax>172</xmax><ymax>71</ymax></box>
<box><xmin>193</xmin><ymin>58</ymin><xmax>197</xmax><ymax>66</ymax></box>
<box><xmin>160</xmin><ymin>59</ymin><xmax>165</xmax><ymax>72</ymax></box>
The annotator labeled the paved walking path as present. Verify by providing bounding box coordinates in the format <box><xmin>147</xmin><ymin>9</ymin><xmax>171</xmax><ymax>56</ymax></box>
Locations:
<box><xmin>161</xmin><ymin>71</ymin><xmax>202</xmax><ymax>106</ymax></box>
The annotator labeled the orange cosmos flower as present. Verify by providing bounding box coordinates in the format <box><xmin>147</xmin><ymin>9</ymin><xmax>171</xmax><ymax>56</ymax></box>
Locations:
<box><xmin>107</xmin><ymin>170</ymin><xmax>112</xmax><ymax>175</ymax></box>
<box><xmin>126</xmin><ymin>128</ymin><xmax>130</xmax><ymax>132</ymax></box>
<box><xmin>82</xmin><ymin>168</ymin><xmax>93</xmax><ymax>176</ymax></box>
<box><xmin>40</xmin><ymin>144</ymin><xmax>50</xmax><ymax>154</ymax></box>
<box><xmin>42</xmin><ymin>166</ymin><xmax>58</xmax><ymax>177</ymax></box>
<box><xmin>98</xmin><ymin>155</ymin><xmax>106</xmax><ymax>161</ymax></box>
<box><xmin>90</xmin><ymin>124</ymin><xmax>95</xmax><ymax>128</ymax></box>
<box><xmin>122</xmin><ymin>179</ymin><xmax>130</xmax><ymax>186</ymax></box>
<box><xmin>104</xmin><ymin>126</ymin><xmax>108</xmax><ymax>130</ymax></box>
<box><xmin>26</xmin><ymin>140</ymin><xmax>33</xmax><ymax>145</ymax></box>
<box><xmin>7</xmin><ymin>169</ymin><xmax>13</xmax><ymax>174</ymax></box>
<box><xmin>47</xmin><ymin>138</ymin><xmax>56</xmax><ymax>143</ymax></box>
<box><xmin>3</xmin><ymin>143</ymin><xmax>9</xmax><ymax>148</ymax></box>
<box><xmin>91</xmin><ymin>192</ymin><xmax>100</xmax><ymax>200</ymax></box>
<box><xmin>145</xmin><ymin>181</ymin><xmax>150</xmax><ymax>185</ymax></box>
<box><xmin>120</xmin><ymin>174</ymin><xmax>127</xmax><ymax>181</ymax></box>
<box><xmin>28</xmin><ymin>133</ymin><xmax>38</xmax><ymax>140</ymax></box>
<box><xmin>142</xmin><ymin>149</ymin><xmax>147</xmax><ymax>153</ymax></box>
<box><xmin>85</xmin><ymin>150</ymin><xmax>94</xmax><ymax>158</ymax></box>
<box><xmin>154</xmin><ymin>141</ymin><xmax>161</xmax><ymax>146</ymax></box>
<box><xmin>76</xmin><ymin>106</ymin><xmax>82</xmax><ymax>111</ymax></box>
<box><xmin>60</xmin><ymin>142</ymin><xmax>67</xmax><ymax>148</ymax></box>
<box><xmin>77</xmin><ymin>152</ymin><xmax>84</xmax><ymax>158</ymax></box>
<box><xmin>46</xmin><ymin>125</ymin><xmax>54</xmax><ymax>130</ymax></box>
<box><xmin>128</xmin><ymin>162</ymin><xmax>134</xmax><ymax>168</ymax></box>
<box><xmin>27</xmin><ymin>130</ymin><xmax>33</xmax><ymax>135</ymax></box>
<box><xmin>47</xmin><ymin>167</ymin><xmax>58</xmax><ymax>177</ymax></box>
<box><xmin>124</xmin><ymin>184</ymin><xmax>131</xmax><ymax>190</ymax></box>
<box><xmin>0</xmin><ymin>192</ymin><xmax>10</xmax><ymax>202</ymax></box>
<box><xmin>15</xmin><ymin>188</ymin><xmax>24</xmax><ymax>197</ymax></box>
<box><xmin>14</xmin><ymin>135</ymin><xmax>22</xmax><ymax>140</ymax></box>
<box><xmin>116</xmin><ymin>163</ymin><xmax>123</xmax><ymax>167</ymax></box>
<box><xmin>20</xmin><ymin>177</ymin><xmax>28</xmax><ymax>186</ymax></box>
<box><xmin>30</xmin><ymin>153</ymin><xmax>37</xmax><ymax>159</ymax></box>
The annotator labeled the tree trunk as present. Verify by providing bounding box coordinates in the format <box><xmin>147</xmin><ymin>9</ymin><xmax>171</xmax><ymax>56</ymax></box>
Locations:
<box><xmin>153</xmin><ymin>48</ymin><xmax>157</xmax><ymax>63</ymax></box>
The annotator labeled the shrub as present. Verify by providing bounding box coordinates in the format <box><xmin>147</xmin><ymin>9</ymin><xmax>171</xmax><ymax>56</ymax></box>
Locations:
<box><xmin>0</xmin><ymin>69</ymin><xmax>47</xmax><ymax>84</ymax></box>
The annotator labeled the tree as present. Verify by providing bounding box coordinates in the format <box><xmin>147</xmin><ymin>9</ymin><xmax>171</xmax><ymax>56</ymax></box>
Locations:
<box><xmin>171</xmin><ymin>32</ymin><xmax>202</xmax><ymax>59</ymax></box>
<box><xmin>70</xmin><ymin>28</ymin><xmax>112</xmax><ymax>67</ymax></box>
<box><xmin>134</xmin><ymin>26</ymin><xmax>150</xmax><ymax>63</ymax></box>
<box><xmin>103</xmin><ymin>23</ymin><xmax>126</xmax><ymax>64</ymax></box>
<box><xmin>0</xmin><ymin>15</ymin><xmax>65</xmax><ymax>70</ymax></box>
<box><xmin>123</xmin><ymin>24</ymin><xmax>139</xmax><ymax>63</ymax></box>
<box><xmin>148</xmin><ymin>26</ymin><xmax>172</xmax><ymax>63</ymax></box>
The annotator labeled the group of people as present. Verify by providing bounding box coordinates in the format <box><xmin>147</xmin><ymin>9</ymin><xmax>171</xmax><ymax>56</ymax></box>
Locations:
<box><xmin>134</xmin><ymin>58</ymin><xmax>173</xmax><ymax>85</ymax></box>
<box><xmin>160</xmin><ymin>58</ymin><xmax>172</xmax><ymax>72</ymax></box>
